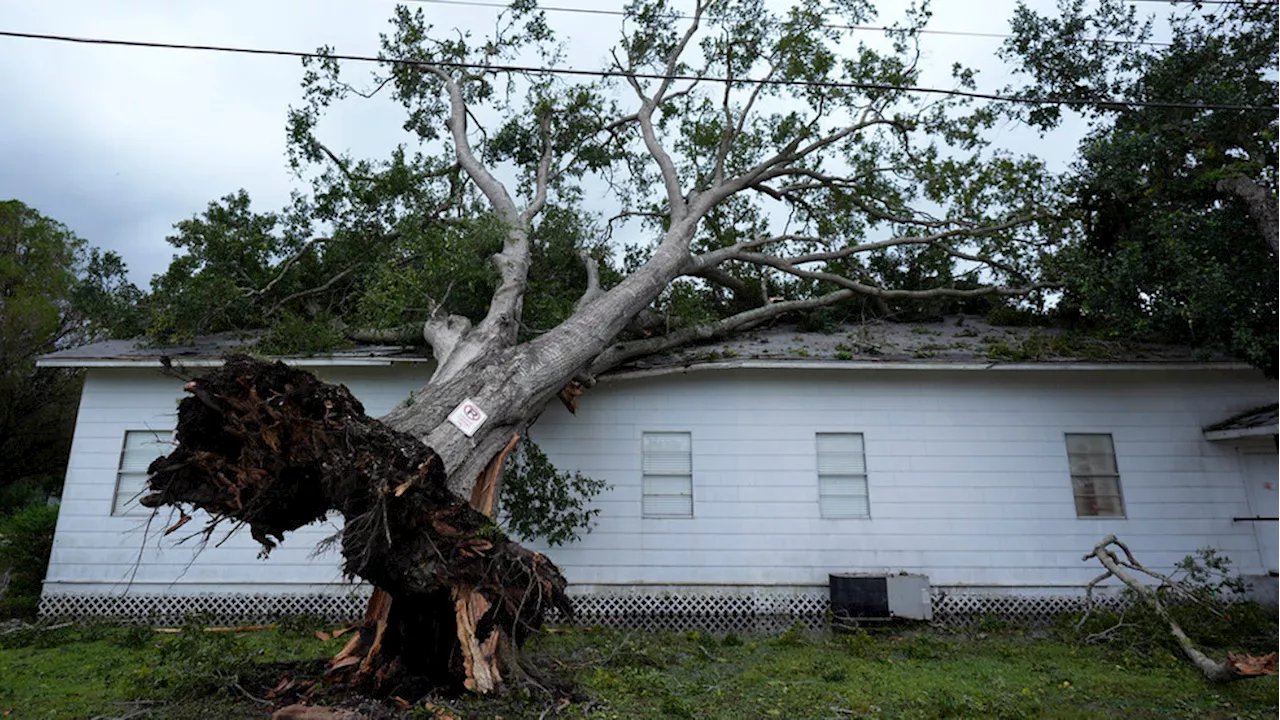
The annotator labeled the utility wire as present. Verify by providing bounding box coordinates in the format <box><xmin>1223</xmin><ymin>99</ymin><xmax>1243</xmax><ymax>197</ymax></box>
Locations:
<box><xmin>404</xmin><ymin>0</ymin><xmax>1176</xmax><ymax>48</ymax></box>
<box><xmin>1</xmin><ymin>29</ymin><xmax>1276</xmax><ymax>112</ymax></box>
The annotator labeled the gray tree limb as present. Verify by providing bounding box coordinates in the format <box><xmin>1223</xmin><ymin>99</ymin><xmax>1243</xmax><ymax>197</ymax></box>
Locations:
<box><xmin>1217</xmin><ymin>175</ymin><xmax>1278</xmax><ymax>253</ymax></box>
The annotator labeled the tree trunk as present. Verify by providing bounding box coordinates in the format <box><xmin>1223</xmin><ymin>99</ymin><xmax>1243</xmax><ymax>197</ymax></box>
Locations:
<box><xmin>142</xmin><ymin>356</ymin><xmax>571</xmax><ymax>695</ymax></box>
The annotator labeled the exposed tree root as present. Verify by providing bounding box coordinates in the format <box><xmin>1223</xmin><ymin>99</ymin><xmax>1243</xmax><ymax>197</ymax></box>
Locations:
<box><xmin>1082</xmin><ymin>535</ymin><xmax>1277</xmax><ymax>683</ymax></box>
<box><xmin>141</xmin><ymin>355</ymin><xmax>572</xmax><ymax>695</ymax></box>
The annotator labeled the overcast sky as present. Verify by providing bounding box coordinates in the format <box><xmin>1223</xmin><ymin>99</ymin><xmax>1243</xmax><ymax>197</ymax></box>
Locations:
<box><xmin>0</xmin><ymin>0</ymin><xmax>1147</xmax><ymax>287</ymax></box>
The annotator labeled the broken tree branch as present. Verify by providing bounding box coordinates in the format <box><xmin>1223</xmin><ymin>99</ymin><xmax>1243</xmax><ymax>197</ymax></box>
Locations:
<box><xmin>1081</xmin><ymin>535</ymin><xmax>1276</xmax><ymax>683</ymax></box>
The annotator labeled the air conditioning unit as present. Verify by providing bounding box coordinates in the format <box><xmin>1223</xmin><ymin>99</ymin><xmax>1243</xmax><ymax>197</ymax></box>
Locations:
<box><xmin>829</xmin><ymin>573</ymin><xmax>932</xmax><ymax>621</ymax></box>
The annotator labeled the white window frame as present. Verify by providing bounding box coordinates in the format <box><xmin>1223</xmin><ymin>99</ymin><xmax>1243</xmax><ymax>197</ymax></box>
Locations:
<box><xmin>641</xmin><ymin>431</ymin><xmax>693</xmax><ymax>518</ymax></box>
<box><xmin>816</xmin><ymin>432</ymin><xmax>870</xmax><ymax>519</ymax></box>
<box><xmin>1065</xmin><ymin>433</ymin><xmax>1126</xmax><ymax>518</ymax></box>
<box><xmin>113</xmin><ymin>429</ymin><xmax>173</xmax><ymax>516</ymax></box>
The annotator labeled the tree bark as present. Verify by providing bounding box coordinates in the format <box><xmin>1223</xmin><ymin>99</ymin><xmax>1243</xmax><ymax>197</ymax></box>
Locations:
<box><xmin>142</xmin><ymin>356</ymin><xmax>571</xmax><ymax>694</ymax></box>
<box><xmin>1217</xmin><ymin>175</ymin><xmax>1279</xmax><ymax>254</ymax></box>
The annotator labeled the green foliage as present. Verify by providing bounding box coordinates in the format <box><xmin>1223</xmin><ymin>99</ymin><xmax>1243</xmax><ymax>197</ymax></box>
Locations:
<box><xmin>1062</xmin><ymin>549</ymin><xmax>1277</xmax><ymax>667</ymax></box>
<box><xmin>501</xmin><ymin>437</ymin><xmax>608</xmax><ymax>546</ymax></box>
<box><xmin>0</xmin><ymin>201</ymin><xmax>142</xmax><ymax>510</ymax></box>
<box><xmin>1003</xmin><ymin>0</ymin><xmax>1279</xmax><ymax>374</ymax></box>
<box><xmin>137</xmin><ymin>0</ymin><xmax>1072</xmax><ymax>362</ymax></box>
<box><xmin>256</xmin><ymin>314</ymin><xmax>351</xmax><ymax>356</ymax></box>
<box><xmin>0</xmin><ymin>505</ymin><xmax>58</xmax><ymax>619</ymax></box>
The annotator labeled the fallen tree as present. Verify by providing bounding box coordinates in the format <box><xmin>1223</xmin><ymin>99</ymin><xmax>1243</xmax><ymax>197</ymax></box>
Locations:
<box><xmin>134</xmin><ymin>0</ymin><xmax>1070</xmax><ymax>697</ymax></box>
<box><xmin>1080</xmin><ymin>536</ymin><xmax>1277</xmax><ymax>683</ymax></box>
<box><xmin>142</xmin><ymin>355</ymin><xmax>571</xmax><ymax>694</ymax></box>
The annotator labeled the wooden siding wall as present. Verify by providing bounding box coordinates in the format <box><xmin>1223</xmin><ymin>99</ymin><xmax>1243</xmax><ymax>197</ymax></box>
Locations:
<box><xmin>525</xmin><ymin>369</ymin><xmax>1277</xmax><ymax>592</ymax></box>
<box><xmin>43</xmin><ymin>365</ymin><xmax>433</xmax><ymax>596</ymax></box>
<box><xmin>44</xmin><ymin>365</ymin><xmax>1276</xmax><ymax>597</ymax></box>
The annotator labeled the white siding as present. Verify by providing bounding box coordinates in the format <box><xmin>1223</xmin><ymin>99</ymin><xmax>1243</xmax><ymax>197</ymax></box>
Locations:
<box><xmin>43</xmin><ymin>365</ymin><xmax>432</xmax><ymax>596</ymax></box>
<box><xmin>45</xmin><ymin>364</ymin><xmax>1277</xmax><ymax>598</ymax></box>
<box><xmin>523</xmin><ymin>368</ymin><xmax>1277</xmax><ymax>592</ymax></box>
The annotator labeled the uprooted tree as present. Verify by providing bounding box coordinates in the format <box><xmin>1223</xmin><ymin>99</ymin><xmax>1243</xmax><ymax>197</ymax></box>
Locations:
<box><xmin>138</xmin><ymin>0</ymin><xmax>1069</xmax><ymax>694</ymax></box>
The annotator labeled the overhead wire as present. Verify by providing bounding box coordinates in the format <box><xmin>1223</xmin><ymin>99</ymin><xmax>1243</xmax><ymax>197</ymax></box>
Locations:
<box><xmin>0</xmin><ymin>29</ymin><xmax>1275</xmax><ymax>112</ymax></box>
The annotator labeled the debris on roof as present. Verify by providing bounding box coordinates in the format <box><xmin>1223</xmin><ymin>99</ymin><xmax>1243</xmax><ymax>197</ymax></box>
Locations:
<box><xmin>1203</xmin><ymin>403</ymin><xmax>1279</xmax><ymax>441</ymax></box>
<box><xmin>618</xmin><ymin>315</ymin><xmax>1238</xmax><ymax>372</ymax></box>
<box><xmin>37</xmin><ymin>332</ymin><xmax>431</xmax><ymax>367</ymax></box>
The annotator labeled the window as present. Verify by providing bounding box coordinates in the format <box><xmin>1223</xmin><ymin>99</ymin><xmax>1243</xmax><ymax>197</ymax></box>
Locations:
<box><xmin>816</xmin><ymin>433</ymin><xmax>870</xmax><ymax>519</ymax></box>
<box><xmin>114</xmin><ymin>430</ymin><xmax>172</xmax><ymax>516</ymax></box>
<box><xmin>1065</xmin><ymin>433</ymin><xmax>1125</xmax><ymax>518</ymax></box>
<box><xmin>642</xmin><ymin>432</ymin><xmax>693</xmax><ymax>518</ymax></box>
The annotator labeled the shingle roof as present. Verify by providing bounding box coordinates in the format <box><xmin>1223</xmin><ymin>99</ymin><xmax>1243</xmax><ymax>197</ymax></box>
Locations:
<box><xmin>615</xmin><ymin>315</ymin><xmax>1241</xmax><ymax>374</ymax></box>
<box><xmin>37</xmin><ymin>316</ymin><xmax>1247</xmax><ymax>372</ymax></box>
<box><xmin>36</xmin><ymin>332</ymin><xmax>431</xmax><ymax>367</ymax></box>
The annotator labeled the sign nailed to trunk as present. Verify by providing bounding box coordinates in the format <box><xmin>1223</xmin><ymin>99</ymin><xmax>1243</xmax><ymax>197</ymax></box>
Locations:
<box><xmin>447</xmin><ymin>398</ymin><xmax>488</xmax><ymax>437</ymax></box>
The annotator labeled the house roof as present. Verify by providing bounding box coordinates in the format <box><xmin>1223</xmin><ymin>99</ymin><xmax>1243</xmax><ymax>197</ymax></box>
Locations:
<box><xmin>35</xmin><ymin>332</ymin><xmax>432</xmax><ymax>368</ymax></box>
<box><xmin>36</xmin><ymin>316</ymin><xmax>1250</xmax><ymax>374</ymax></box>
<box><xmin>606</xmin><ymin>315</ymin><xmax>1249</xmax><ymax>379</ymax></box>
<box><xmin>1203</xmin><ymin>403</ymin><xmax>1280</xmax><ymax>441</ymax></box>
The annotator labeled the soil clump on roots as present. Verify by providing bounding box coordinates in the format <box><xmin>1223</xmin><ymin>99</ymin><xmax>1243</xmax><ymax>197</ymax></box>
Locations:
<box><xmin>142</xmin><ymin>355</ymin><xmax>572</xmax><ymax>698</ymax></box>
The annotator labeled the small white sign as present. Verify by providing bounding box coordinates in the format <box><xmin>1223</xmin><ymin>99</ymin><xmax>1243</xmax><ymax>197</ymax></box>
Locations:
<box><xmin>447</xmin><ymin>398</ymin><xmax>488</xmax><ymax>437</ymax></box>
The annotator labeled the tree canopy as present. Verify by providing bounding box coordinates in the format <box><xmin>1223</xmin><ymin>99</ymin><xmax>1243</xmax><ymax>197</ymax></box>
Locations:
<box><xmin>140</xmin><ymin>0</ymin><xmax>1066</xmax><ymax>363</ymax></box>
<box><xmin>0</xmin><ymin>200</ymin><xmax>142</xmax><ymax>511</ymax></box>
<box><xmin>1001</xmin><ymin>0</ymin><xmax>1278</xmax><ymax>374</ymax></box>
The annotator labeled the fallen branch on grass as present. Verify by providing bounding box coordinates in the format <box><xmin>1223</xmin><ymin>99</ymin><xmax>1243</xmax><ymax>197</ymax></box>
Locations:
<box><xmin>1081</xmin><ymin>535</ymin><xmax>1277</xmax><ymax>683</ymax></box>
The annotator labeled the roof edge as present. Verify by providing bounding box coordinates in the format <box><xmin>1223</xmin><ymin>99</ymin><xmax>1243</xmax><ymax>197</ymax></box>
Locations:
<box><xmin>600</xmin><ymin>359</ymin><xmax>1255</xmax><ymax>382</ymax></box>
<box><xmin>1204</xmin><ymin>425</ymin><xmax>1280</xmax><ymax>442</ymax></box>
<box><xmin>34</xmin><ymin>357</ymin><xmax>420</xmax><ymax>368</ymax></box>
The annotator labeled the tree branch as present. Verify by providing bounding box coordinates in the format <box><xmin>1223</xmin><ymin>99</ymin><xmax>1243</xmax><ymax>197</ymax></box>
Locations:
<box><xmin>573</xmin><ymin>249</ymin><xmax>604</xmax><ymax>312</ymax></box>
<box><xmin>1082</xmin><ymin>535</ymin><xmax>1276</xmax><ymax>683</ymax></box>
<box><xmin>248</xmin><ymin>237</ymin><xmax>329</xmax><ymax>299</ymax></box>
<box><xmin>523</xmin><ymin>114</ymin><xmax>554</xmax><ymax>223</ymax></box>
<box><xmin>268</xmin><ymin>265</ymin><xmax>358</xmax><ymax>316</ymax></box>
<box><xmin>588</xmin><ymin>289</ymin><xmax>858</xmax><ymax>375</ymax></box>
<box><xmin>1216</xmin><ymin>175</ymin><xmax>1278</xmax><ymax>253</ymax></box>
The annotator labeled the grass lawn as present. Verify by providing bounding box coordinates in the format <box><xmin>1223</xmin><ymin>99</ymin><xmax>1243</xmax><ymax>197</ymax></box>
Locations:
<box><xmin>0</xmin><ymin>620</ymin><xmax>1275</xmax><ymax>719</ymax></box>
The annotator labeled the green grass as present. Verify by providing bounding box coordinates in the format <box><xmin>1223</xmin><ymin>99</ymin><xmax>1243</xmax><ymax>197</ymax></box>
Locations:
<box><xmin>0</xmin><ymin>619</ymin><xmax>332</xmax><ymax>719</ymax></box>
<box><xmin>0</xmin><ymin>621</ymin><xmax>1275</xmax><ymax>719</ymax></box>
<box><xmin>519</xmin><ymin>625</ymin><xmax>1277</xmax><ymax>720</ymax></box>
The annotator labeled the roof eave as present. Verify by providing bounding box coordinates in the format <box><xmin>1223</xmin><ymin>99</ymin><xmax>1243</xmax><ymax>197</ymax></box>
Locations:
<box><xmin>35</xmin><ymin>357</ymin><xmax>406</xmax><ymax>368</ymax></box>
<box><xmin>1204</xmin><ymin>425</ymin><xmax>1280</xmax><ymax>442</ymax></box>
<box><xmin>600</xmin><ymin>359</ymin><xmax>1254</xmax><ymax>382</ymax></box>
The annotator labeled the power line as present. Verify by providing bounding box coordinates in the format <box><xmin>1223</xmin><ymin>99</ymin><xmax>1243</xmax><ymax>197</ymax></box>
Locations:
<box><xmin>405</xmin><ymin>0</ymin><xmax>1175</xmax><ymax>48</ymax></box>
<box><xmin>1</xmin><ymin>29</ymin><xmax>1275</xmax><ymax>112</ymax></box>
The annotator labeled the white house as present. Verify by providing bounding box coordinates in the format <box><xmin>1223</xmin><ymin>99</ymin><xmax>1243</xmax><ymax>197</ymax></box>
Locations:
<box><xmin>35</xmin><ymin>318</ymin><xmax>1278</xmax><ymax>623</ymax></box>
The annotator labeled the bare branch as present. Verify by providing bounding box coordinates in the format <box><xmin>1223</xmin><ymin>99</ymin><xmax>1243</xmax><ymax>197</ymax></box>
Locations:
<box><xmin>317</xmin><ymin>142</ymin><xmax>361</xmax><ymax>184</ymax></box>
<box><xmin>1217</xmin><ymin>175</ymin><xmax>1278</xmax><ymax>253</ymax></box>
<box><xmin>248</xmin><ymin>237</ymin><xmax>328</xmax><ymax>299</ymax></box>
<box><xmin>687</xmin><ymin>266</ymin><xmax>751</xmax><ymax>297</ymax></box>
<box><xmin>574</xmin><ymin>249</ymin><xmax>604</xmax><ymax>312</ymax></box>
<box><xmin>268</xmin><ymin>265</ymin><xmax>358</xmax><ymax>316</ymax></box>
<box><xmin>523</xmin><ymin>114</ymin><xmax>554</xmax><ymax>223</ymax></box>
<box><xmin>425</xmin><ymin>67</ymin><xmax>520</xmax><ymax>224</ymax></box>
<box><xmin>617</xmin><ymin>3</ymin><xmax>711</xmax><ymax>221</ymax></box>
<box><xmin>588</xmin><ymin>289</ymin><xmax>858</xmax><ymax>375</ymax></box>
<box><xmin>342</xmin><ymin>324</ymin><xmax>424</xmax><ymax>346</ymax></box>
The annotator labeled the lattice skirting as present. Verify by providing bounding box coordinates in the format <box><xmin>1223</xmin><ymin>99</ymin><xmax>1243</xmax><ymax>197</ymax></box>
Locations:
<box><xmin>39</xmin><ymin>590</ymin><xmax>373</xmax><ymax>624</ymax></box>
<box><xmin>930</xmin><ymin>592</ymin><xmax>1132</xmax><ymax>628</ymax></box>
<box><xmin>40</xmin><ymin>588</ymin><xmax>1132</xmax><ymax>631</ymax></box>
